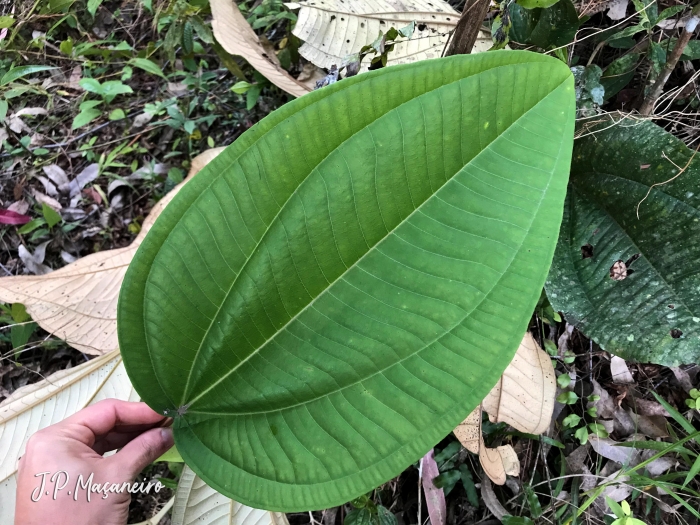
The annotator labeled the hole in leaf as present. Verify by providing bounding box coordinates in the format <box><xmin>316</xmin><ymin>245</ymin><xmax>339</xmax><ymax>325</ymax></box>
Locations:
<box><xmin>610</xmin><ymin>260</ymin><xmax>627</xmax><ymax>281</ymax></box>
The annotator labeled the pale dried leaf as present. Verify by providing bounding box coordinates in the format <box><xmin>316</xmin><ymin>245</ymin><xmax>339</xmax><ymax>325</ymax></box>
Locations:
<box><xmin>630</xmin><ymin>397</ymin><xmax>670</xmax><ymax>417</ymax></box>
<box><xmin>35</xmin><ymin>175</ymin><xmax>58</xmax><ymax>197</ymax></box>
<box><xmin>454</xmin><ymin>407</ymin><xmax>520</xmax><ymax>485</ymax></box>
<box><xmin>18</xmin><ymin>242</ymin><xmax>51</xmax><ymax>276</ymax></box>
<box><xmin>7</xmin><ymin>201</ymin><xmax>28</xmax><ymax>215</ymax></box>
<box><xmin>43</xmin><ymin>164</ymin><xmax>69</xmax><ymax>188</ymax></box>
<box><xmin>669</xmin><ymin>366</ymin><xmax>694</xmax><ymax>393</ymax></box>
<box><xmin>0</xmin><ymin>148</ymin><xmax>225</xmax><ymax>355</ymax></box>
<box><xmin>590</xmin><ymin>435</ymin><xmax>641</xmax><ymax>466</ymax></box>
<box><xmin>481</xmin><ymin>478</ymin><xmax>507</xmax><ymax>521</ymax></box>
<box><xmin>67</xmin><ymin>163</ymin><xmax>99</xmax><ymax>197</ymax></box>
<box><xmin>287</xmin><ymin>0</ymin><xmax>491</xmax><ymax>73</ymax></box>
<box><xmin>420</xmin><ymin>450</ymin><xmax>446</xmax><ymax>525</ymax></box>
<box><xmin>31</xmin><ymin>188</ymin><xmax>62</xmax><ymax>211</ymax></box>
<box><xmin>610</xmin><ymin>356</ymin><xmax>634</xmax><ymax>384</ymax></box>
<box><xmin>0</xmin><ymin>351</ymin><xmax>138</xmax><ymax>525</ymax></box>
<box><xmin>607</xmin><ymin>0</ymin><xmax>629</xmax><ymax>20</ymax></box>
<box><xmin>172</xmin><ymin>465</ymin><xmax>289</xmax><ymax>525</ymax></box>
<box><xmin>482</xmin><ymin>332</ymin><xmax>555</xmax><ymax>434</ymax></box>
<box><xmin>628</xmin><ymin>411</ymin><xmax>669</xmax><ymax>439</ymax></box>
<box><xmin>210</xmin><ymin>0</ymin><xmax>310</xmax><ymax>97</ymax></box>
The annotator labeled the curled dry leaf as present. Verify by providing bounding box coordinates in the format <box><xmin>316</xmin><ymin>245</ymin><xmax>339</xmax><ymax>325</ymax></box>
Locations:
<box><xmin>0</xmin><ymin>148</ymin><xmax>226</xmax><ymax>354</ymax></box>
<box><xmin>453</xmin><ymin>407</ymin><xmax>520</xmax><ymax>485</ymax></box>
<box><xmin>452</xmin><ymin>332</ymin><xmax>553</xmax><ymax>485</ymax></box>
<box><xmin>172</xmin><ymin>465</ymin><xmax>289</xmax><ymax>525</ymax></box>
<box><xmin>482</xmin><ymin>332</ymin><xmax>555</xmax><ymax>435</ymax></box>
<box><xmin>210</xmin><ymin>0</ymin><xmax>310</xmax><ymax>98</ymax></box>
<box><xmin>286</xmin><ymin>0</ymin><xmax>491</xmax><ymax>73</ymax></box>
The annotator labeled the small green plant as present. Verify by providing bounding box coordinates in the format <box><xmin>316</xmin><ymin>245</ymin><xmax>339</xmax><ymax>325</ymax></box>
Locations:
<box><xmin>73</xmin><ymin>78</ymin><xmax>133</xmax><ymax>129</ymax></box>
<box><xmin>686</xmin><ymin>389</ymin><xmax>700</xmax><ymax>410</ymax></box>
<box><xmin>0</xmin><ymin>303</ymin><xmax>38</xmax><ymax>358</ymax></box>
<box><xmin>345</xmin><ymin>494</ymin><xmax>397</xmax><ymax>525</ymax></box>
<box><xmin>605</xmin><ymin>498</ymin><xmax>648</xmax><ymax>525</ymax></box>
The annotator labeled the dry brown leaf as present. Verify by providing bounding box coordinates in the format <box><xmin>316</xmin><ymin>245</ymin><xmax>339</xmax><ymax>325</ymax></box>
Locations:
<box><xmin>286</xmin><ymin>0</ymin><xmax>491</xmax><ymax>73</ymax></box>
<box><xmin>482</xmin><ymin>332</ymin><xmax>555</xmax><ymax>435</ymax></box>
<box><xmin>0</xmin><ymin>148</ymin><xmax>226</xmax><ymax>354</ymax></box>
<box><xmin>454</xmin><ymin>407</ymin><xmax>520</xmax><ymax>485</ymax></box>
<box><xmin>210</xmin><ymin>0</ymin><xmax>310</xmax><ymax>98</ymax></box>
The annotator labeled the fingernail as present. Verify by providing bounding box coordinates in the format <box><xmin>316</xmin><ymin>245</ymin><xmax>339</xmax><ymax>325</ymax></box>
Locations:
<box><xmin>161</xmin><ymin>427</ymin><xmax>174</xmax><ymax>447</ymax></box>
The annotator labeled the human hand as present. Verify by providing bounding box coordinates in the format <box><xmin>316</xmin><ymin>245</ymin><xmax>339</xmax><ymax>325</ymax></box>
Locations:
<box><xmin>15</xmin><ymin>399</ymin><xmax>174</xmax><ymax>525</ymax></box>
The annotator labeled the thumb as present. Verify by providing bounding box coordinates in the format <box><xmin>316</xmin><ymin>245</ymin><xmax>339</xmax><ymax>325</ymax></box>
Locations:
<box><xmin>111</xmin><ymin>427</ymin><xmax>174</xmax><ymax>479</ymax></box>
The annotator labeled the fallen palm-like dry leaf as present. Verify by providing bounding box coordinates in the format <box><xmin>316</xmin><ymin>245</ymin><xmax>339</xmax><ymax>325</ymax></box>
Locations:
<box><xmin>210</xmin><ymin>0</ymin><xmax>310</xmax><ymax>98</ymax></box>
<box><xmin>0</xmin><ymin>148</ymin><xmax>226</xmax><ymax>355</ymax></box>
<box><xmin>285</xmin><ymin>0</ymin><xmax>491</xmax><ymax>73</ymax></box>
<box><xmin>172</xmin><ymin>465</ymin><xmax>289</xmax><ymax>525</ymax></box>
<box><xmin>0</xmin><ymin>351</ymin><xmax>136</xmax><ymax>525</ymax></box>
<box><xmin>454</xmin><ymin>407</ymin><xmax>520</xmax><ymax>485</ymax></box>
<box><xmin>482</xmin><ymin>332</ymin><xmax>555</xmax><ymax>435</ymax></box>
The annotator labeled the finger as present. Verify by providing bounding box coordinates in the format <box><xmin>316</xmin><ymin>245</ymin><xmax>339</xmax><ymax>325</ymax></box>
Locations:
<box><xmin>57</xmin><ymin>399</ymin><xmax>166</xmax><ymax>446</ymax></box>
<box><xmin>93</xmin><ymin>430</ymin><xmax>145</xmax><ymax>455</ymax></box>
<box><xmin>110</xmin><ymin>427</ymin><xmax>174</xmax><ymax>479</ymax></box>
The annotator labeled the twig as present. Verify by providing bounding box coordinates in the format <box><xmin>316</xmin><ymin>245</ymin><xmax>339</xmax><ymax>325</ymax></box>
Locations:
<box><xmin>639</xmin><ymin>2</ymin><xmax>700</xmax><ymax>115</ymax></box>
<box><xmin>635</xmin><ymin>142</ymin><xmax>700</xmax><ymax>218</ymax></box>
<box><xmin>444</xmin><ymin>0</ymin><xmax>491</xmax><ymax>56</ymax></box>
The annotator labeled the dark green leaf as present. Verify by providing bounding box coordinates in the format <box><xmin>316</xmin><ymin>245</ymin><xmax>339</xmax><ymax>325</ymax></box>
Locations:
<box><xmin>601</xmin><ymin>53</ymin><xmax>640</xmax><ymax>100</ymax></box>
<box><xmin>517</xmin><ymin>0</ymin><xmax>561</xmax><ymax>8</ymax></box>
<box><xmin>182</xmin><ymin>21</ymin><xmax>194</xmax><ymax>55</ymax></box>
<box><xmin>547</xmin><ymin>119</ymin><xmax>700</xmax><ymax>365</ymax></box>
<box><xmin>459</xmin><ymin>464</ymin><xmax>479</xmax><ymax>507</ymax></box>
<box><xmin>118</xmin><ymin>52</ymin><xmax>575</xmax><ymax>511</ymax></box>
<box><xmin>346</xmin><ymin>508</ymin><xmax>373</xmax><ymax>525</ymax></box>
<box><xmin>377</xmin><ymin>506</ymin><xmax>398</xmax><ymax>525</ymax></box>
<box><xmin>529</xmin><ymin>0</ymin><xmax>580</xmax><ymax>48</ymax></box>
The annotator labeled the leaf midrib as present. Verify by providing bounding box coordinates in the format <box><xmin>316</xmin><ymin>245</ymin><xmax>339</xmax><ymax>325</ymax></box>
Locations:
<box><xmin>182</xmin><ymin>77</ymin><xmax>569</xmax><ymax>413</ymax></box>
<box><xmin>174</xmin><ymin>68</ymin><xmax>505</xmax><ymax>407</ymax></box>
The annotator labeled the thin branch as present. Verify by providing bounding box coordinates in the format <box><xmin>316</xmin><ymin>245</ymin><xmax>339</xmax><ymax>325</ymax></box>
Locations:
<box><xmin>639</xmin><ymin>2</ymin><xmax>700</xmax><ymax>115</ymax></box>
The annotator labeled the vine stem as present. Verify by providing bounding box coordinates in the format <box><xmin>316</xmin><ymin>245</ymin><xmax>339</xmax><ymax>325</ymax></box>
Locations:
<box><xmin>638</xmin><ymin>2</ymin><xmax>700</xmax><ymax>115</ymax></box>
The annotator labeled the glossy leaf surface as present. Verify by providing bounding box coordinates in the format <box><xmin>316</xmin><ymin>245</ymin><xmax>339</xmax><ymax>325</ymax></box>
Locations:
<box><xmin>118</xmin><ymin>51</ymin><xmax>575</xmax><ymax>511</ymax></box>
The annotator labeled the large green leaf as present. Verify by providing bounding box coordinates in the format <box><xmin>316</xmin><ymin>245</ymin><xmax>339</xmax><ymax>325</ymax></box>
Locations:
<box><xmin>118</xmin><ymin>51</ymin><xmax>575</xmax><ymax>511</ymax></box>
<box><xmin>546</xmin><ymin>119</ymin><xmax>700</xmax><ymax>366</ymax></box>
